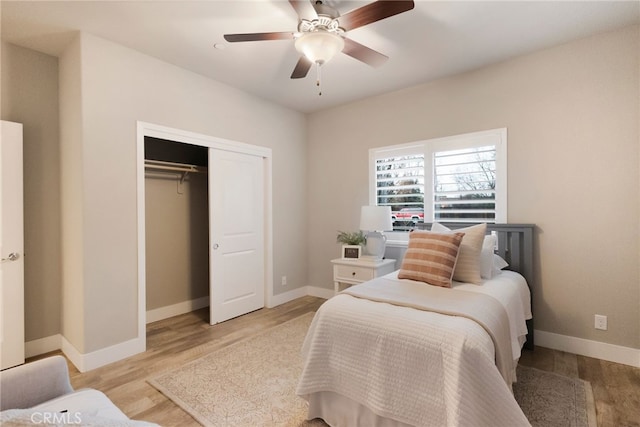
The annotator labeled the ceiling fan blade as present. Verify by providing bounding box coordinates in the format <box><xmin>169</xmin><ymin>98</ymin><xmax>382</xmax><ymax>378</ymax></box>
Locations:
<box><xmin>291</xmin><ymin>56</ymin><xmax>313</xmax><ymax>79</ymax></box>
<box><xmin>342</xmin><ymin>38</ymin><xmax>388</xmax><ymax>68</ymax></box>
<box><xmin>339</xmin><ymin>0</ymin><xmax>415</xmax><ymax>32</ymax></box>
<box><xmin>224</xmin><ymin>32</ymin><xmax>294</xmax><ymax>43</ymax></box>
<box><xmin>288</xmin><ymin>0</ymin><xmax>318</xmax><ymax>20</ymax></box>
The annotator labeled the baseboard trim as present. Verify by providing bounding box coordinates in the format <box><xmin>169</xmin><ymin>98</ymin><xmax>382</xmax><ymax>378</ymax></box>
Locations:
<box><xmin>306</xmin><ymin>286</ymin><xmax>334</xmax><ymax>300</ymax></box>
<box><xmin>270</xmin><ymin>286</ymin><xmax>309</xmax><ymax>307</ymax></box>
<box><xmin>25</xmin><ymin>334</ymin><xmax>62</xmax><ymax>358</ymax></box>
<box><xmin>146</xmin><ymin>296</ymin><xmax>210</xmax><ymax>324</ymax></box>
<box><xmin>270</xmin><ymin>286</ymin><xmax>333</xmax><ymax>307</ymax></box>
<box><xmin>61</xmin><ymin>335</ymin><xmax>145</xmax><ymax>373</ymax></box>
<box><xmin>534</xmin><ymin>329</ymin><xmax>640</xmax><ymax>368</ymax></box>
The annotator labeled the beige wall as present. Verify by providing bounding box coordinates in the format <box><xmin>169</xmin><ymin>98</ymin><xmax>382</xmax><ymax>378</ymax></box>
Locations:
<box><xmin>307</xmin><ymin>25</ymin><xmax>640</xmax><ymax>349</ymax></box>
<box><xmin>1</xmin><ymin>42</ymin><xmax>62</xmax><ymax>342</ymax></box>
<box><xmin>145</xmin><ymin>174</ymin><xmax>209</xmax><ymax>310</ymax></box>
<box><xmin>56</xmin><ymin>32</ymin><xmax>307</xmax><ymax>353</ymax></box>
<box><xmin>58</xmin><ymin>36</ymin><xmax>87</xmax><ymax>350</ymax></box>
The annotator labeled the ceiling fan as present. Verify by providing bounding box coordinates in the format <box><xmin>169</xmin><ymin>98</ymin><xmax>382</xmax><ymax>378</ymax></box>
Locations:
<box><xmin>224</xmin><ymin>0</ymin><xmax>415</xmax><ymax>93</ymax></box>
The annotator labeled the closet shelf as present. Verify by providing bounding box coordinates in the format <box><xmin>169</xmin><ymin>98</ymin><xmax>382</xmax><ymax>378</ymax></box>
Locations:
<box><xmin>145</xmin><ymin>159</ymin><xmax>207</xmax><ymax>173</ymax></box>
<box><xmin>144</xmin><ymin>159</ymin><xmax>207</xmax><ymax>183</ymax></box>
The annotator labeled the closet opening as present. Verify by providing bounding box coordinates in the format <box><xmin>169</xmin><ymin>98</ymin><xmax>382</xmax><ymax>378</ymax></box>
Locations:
<box><xmin>144</xmin><ymin>136</ymin><xmax>210</xmax><ymax>324</ymax></box>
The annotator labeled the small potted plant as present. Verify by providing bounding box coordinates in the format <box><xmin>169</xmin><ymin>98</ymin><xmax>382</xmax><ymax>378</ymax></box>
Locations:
<box><xmin>336</xmin><ymin>230</ymin><xmax>366</xmax><ymax>259</ymax></box>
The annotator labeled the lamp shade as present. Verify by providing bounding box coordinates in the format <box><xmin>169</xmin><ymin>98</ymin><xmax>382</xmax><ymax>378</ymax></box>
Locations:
<box><xmin>360</xmin><ymin>206</ymin><xmax>393</xmax><ymax>232</ymax></box>
<box><xmin>295</xmin><ymin>31</ymin><xmax>344</xmax><ymax>64</ymax></box>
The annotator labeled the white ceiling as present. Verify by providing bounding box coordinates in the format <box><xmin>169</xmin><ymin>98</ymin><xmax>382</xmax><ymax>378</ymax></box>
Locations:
<box><xmin>2</xmin><ymin>1</ymin><xmax>639</xmax><ymax>113</ymax></box>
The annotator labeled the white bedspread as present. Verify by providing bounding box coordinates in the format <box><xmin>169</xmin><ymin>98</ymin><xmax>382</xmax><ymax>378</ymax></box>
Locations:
<box><xmin>343</xmin><ymin>276</ymin><xmax>515</xmax><ymax>385</ymax></box>
<box><xmin>297</xmin><ymin>272</ymin><xmax>531</xmax><ymax>427</ymax></box>
<box><xmin>452</xmin><ymin>270</ymin><xmax>532</xmax><ymax>361</ymax></box>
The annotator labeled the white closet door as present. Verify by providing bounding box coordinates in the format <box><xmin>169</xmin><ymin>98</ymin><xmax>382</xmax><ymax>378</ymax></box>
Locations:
<box><xmin>209</xmin><ymin>149</ymin><xmax>265</xmax><ymax>324</ymax></box>
<box><xmin>0</xmin><ymin>121</ymin><xmax>25</xmax><ymax>369</ymax></box>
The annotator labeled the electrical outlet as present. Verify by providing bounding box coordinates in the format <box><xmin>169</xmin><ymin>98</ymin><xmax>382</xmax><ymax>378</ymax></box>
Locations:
<box><xmin>594</xmin><ymin>314</ymin><xmax>607</xmax><ymax>331</ymax></box>
<box><xmin>281</xmin><ymin>276</ymin><xmax>287</xmax><ymax>286</ymax></box>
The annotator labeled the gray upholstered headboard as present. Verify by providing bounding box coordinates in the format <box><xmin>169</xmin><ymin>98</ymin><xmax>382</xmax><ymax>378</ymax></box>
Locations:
<box><xmin>412</xmin><ymin>223</ymin><xmax>536</xmax><ymax>350</ymax></box>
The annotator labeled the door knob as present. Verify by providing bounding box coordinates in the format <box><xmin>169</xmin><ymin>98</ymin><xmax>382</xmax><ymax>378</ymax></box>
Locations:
<box><xmin>213</xmin><ymin>244</ymin><xmax>219</xmax><ymax>250</ymax></box>
<box><xmin>1</xmin><ymin>252</ymin><xmax>20</xmax><ymax>262</ymax></box>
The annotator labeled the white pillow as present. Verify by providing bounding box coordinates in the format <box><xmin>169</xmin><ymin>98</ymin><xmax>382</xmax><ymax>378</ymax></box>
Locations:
<box><xmin>493</xmin><ymin>253</ymin><xmax>509</xmax><ymax>274</ymax></box>
<box><xmin>480</xmin><ymin>234</ymin><xmax>497</xmax><ymax>279</ymax></box>
<box><xmin>431</xmin><ymin>222</ymin><xmax>486</xmax><ymax>284</ymax></box>
<box><xmin>480</xmin><ymin>233</ymin><xmax>510</xmax><ymax>279</ymax></box>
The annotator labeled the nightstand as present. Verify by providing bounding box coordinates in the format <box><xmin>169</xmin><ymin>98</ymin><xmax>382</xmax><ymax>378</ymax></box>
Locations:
<box><xmin>331</xmin><ymin>258</ymin><xmax>396</xmax><ymax>295</ymax></box>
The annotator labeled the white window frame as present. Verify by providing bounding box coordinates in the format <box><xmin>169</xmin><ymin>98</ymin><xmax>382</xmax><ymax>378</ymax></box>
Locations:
<box><xmin>369</xmin><ymin>128</ymin><xmax>507</xmax><ymax>245</ymax></box>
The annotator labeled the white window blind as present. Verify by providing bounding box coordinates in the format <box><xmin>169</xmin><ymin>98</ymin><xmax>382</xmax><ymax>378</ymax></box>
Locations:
<box><xmin>375</xmin><ymin>152</ymin><xmax>425</xmax><ymax>231</ymax></box>
<box><xmin>375</xmin><ymin>154</ymin><xmax>425</xmax><ymax>207</ymax></box>
<box><xmin>433</xmin><ymin>145</ymin><xmax>496</xmax><ymax>223</ymax></box>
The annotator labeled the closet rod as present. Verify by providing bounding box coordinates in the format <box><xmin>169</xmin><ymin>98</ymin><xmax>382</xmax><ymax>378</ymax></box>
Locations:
<box><xmin>144</xmin><ymin>159</ymin><xmax>207</xmax><ymax>174</ymax></box>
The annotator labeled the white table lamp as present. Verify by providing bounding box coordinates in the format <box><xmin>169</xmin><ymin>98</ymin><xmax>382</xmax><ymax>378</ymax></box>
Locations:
<box><xmin>360</xmin><ymin>205</ymin><xmax>393</xmax><ymax>260</ymax></box>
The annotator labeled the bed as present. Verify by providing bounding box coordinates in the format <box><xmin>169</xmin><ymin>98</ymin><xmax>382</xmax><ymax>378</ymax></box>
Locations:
<box><xmin>297</xmin><ymin>223</ymin><xmax>535</xmax><ymax>427</ymax></box>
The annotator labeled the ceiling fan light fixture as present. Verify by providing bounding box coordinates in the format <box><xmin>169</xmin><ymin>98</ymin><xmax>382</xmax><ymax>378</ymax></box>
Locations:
<box><xmin>294</xmin><ymin>31</ymin><xmax>344</xmax><ymax>64</ymax></box>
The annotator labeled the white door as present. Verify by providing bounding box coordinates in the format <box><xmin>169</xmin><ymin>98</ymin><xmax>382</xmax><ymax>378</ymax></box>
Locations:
<box><xmin>209</xmin><ymin>149</ymin><xmax>265</xmax><ymax>324</ymax></box>
<box><xmin>0</xmin><ymin>121</ymin><xmax>25</xmax><ymax>369</ymax></box>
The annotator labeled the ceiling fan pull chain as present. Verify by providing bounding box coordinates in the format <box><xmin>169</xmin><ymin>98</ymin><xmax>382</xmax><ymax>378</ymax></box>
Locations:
<box><xmin>316</xmin><ymin>62</ymin><xmax>322</xmax><ymax>96</ymax></box>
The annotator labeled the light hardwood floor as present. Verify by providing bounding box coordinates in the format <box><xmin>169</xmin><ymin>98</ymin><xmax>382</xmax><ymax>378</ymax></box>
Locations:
<box><xmin>32</xmin><ymin>296</ymin><xmax>639</xmax><ymax>427</ymax></box>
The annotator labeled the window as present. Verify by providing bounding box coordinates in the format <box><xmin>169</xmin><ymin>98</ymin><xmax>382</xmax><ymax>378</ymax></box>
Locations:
<box><xmin>370</xmin><ymin>129</ymin><xmax>507</xmax><ymax>233</ymax></box>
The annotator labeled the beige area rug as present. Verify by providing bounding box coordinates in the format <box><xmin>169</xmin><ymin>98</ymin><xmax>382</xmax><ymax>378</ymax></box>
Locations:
<box><xmin>149</xmin><ymin>313</ymin><xmax>596</xmax><ymax>427</ymax></box>
<box><xmin>149</xmin><ymin>313</ymin><xmax>321</xmax><ymax>427</ymax></box>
